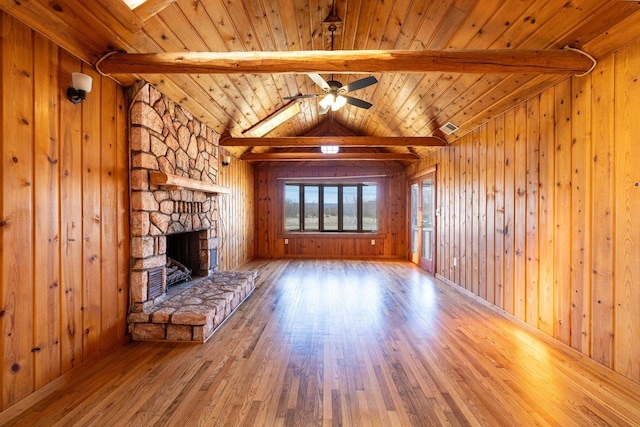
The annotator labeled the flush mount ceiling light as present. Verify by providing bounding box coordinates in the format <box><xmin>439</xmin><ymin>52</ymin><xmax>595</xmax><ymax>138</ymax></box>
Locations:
<box><xmin>67</xmin><ymin>72</ymin><xmax>93</xmax><ymax>104</ymax></box>
<box><xmin>320</xmin><ymin>145</ymin><xmax>339</xmax><ymax>154</ymax></box>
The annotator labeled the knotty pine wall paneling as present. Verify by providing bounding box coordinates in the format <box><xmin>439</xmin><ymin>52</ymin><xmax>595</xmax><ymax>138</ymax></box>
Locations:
<box><xmin>0</xmin><ymin>14</ymin><xmax>129</xmax><ymax>411</ymax></box>
<box><xmin>406</xmin><ymin>39</ymin><xmax>640</xmax><ymax>386</ymax></box>
<box><xmin>255</xmin><ymin>166</ymin><xmax>406</xmax><ymax>258</ymax></box>
<box><xmin>217</xmin><ymin>150</ymin><xmax>255</xmax><ymax>271</ymax></box>
<box><xmin>590</xmin><ymin>53</ymin><xmax>615</xmax><ymax>367</ymax></box>
<box><xmin>614</xmin><ymin>41</ymin><xmax>640</xmax><ymax>383</ymax></box>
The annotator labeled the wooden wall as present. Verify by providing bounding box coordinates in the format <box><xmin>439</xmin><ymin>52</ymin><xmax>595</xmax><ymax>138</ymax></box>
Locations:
<box><xmin>255</xmin><ymin>165</ymin><xmax>406</xmax><ymax>258</ymax></box>
<box><xmin>408</xmin><ymin>39</ymin><xmax>640</xmax><ymax>385</ymax></box>
<box><xmin>217</xmin><ymin>150</ymin><xmax>255</xmax><ymax>270</ymax></box>
<box><xmin>0</xmin><ymin>14</ymin><xmax>129</xmax><ymax>410</ymax></box>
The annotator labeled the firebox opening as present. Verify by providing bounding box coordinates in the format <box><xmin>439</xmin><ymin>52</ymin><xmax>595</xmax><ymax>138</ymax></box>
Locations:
<box><xmin>166</xmin><ymin>231</ymin><xmax>203</xmax><ymax>287</ymax></box>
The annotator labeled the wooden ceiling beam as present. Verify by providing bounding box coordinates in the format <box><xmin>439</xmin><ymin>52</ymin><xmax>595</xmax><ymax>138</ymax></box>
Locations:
<box><xmin>97</xmin><ymin>48</ymin><xmax>595</xmax><ymax>75</ymax></box>
<box><xmin>240</xmin><ymin>152</ymin><xmax>420</xmax><ymax>162</ymax></box>
<box><xmin>220</xmin><ymin>136</ymin><xmax>447</xmax><ymax>147</ymax></box>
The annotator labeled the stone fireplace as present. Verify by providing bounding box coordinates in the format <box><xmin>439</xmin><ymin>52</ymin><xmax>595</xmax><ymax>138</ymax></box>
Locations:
<box><xmin>128</xmin><ymin>83</ymin><xmax>220</xmax><ymax>312</ymax></box>
<box><xmin>127</xmin><ymin>84</ymin><xmax>256</xmax><ymax>342</ymax></box>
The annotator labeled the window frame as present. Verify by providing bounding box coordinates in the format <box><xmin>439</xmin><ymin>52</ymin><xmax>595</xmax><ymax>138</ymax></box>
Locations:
<box><xmin>283</xmin><ymin>182</ymin><xmax>379</xmax><ymax>234</ymax></box>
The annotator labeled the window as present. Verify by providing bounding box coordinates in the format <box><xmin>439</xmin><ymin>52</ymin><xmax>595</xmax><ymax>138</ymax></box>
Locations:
<box><xmin>284</xmin><ymin>183</ymin><xmax>378</xmax><ymax>232</ymax></box>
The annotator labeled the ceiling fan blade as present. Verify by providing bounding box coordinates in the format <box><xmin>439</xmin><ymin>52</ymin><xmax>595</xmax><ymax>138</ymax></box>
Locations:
<box><xmin>284</xmin><ymin>94</ymin><xmax>318</xmax><ymax>100</ymax></box>
<box><xmin>342</xmin><ymin>76</ymin><xmax>378</xmax><ymax>93</ymax></box>
<box><xmin>308</xmin><ymin>73</ymin><xmax>331</xmax><ymax>91</ymax></box>
<box><xmin>343</xmin><ymin>96</ymin><xmax>372</xmax><ymax>109</ymax></box>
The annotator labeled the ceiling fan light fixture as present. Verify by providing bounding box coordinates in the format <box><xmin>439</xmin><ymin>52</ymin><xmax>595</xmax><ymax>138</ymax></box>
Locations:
<box><xmin>320</xmin><ymin>145</ymin><xmax>339</xmax><ymax>154</ymax></box>
<box><xmin>332</xmin><ymin>95</ymin><xmax>347</xmax><ymax>111</ymax></box>
<box><xmin>319</xmin><ymin>93</ymin><xmax>335</xmax><ymax>109</ymax></box>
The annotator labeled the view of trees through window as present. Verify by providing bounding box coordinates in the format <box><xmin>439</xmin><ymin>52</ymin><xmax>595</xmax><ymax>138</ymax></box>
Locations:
<box><xmin>285</xmin><ymin>183</ymin><xmax>378</xmax><ymax>232</ymax></box>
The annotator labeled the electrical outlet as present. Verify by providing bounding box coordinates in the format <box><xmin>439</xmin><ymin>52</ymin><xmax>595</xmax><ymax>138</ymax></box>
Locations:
<box><xmin>371</xmin><ymin>239</ymin><xmax>376</xmax><ymax>246</ymax></box>
<box><xmin>284</xmin><ymin>238</ymin><xmax>289</xmax><ymax>245</ymax></box>
<box><xmin>453</xmin><ymin>257</ymin><xmax>457</xmax><ymax>267</ymax></box>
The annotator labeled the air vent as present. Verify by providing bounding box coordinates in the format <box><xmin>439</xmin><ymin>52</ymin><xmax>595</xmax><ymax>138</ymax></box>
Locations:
<box><xmin>148</xmin><ymin>267</ymin><xmax>164</xmax><ymax>300</ymax></box>
<box><xmin>439</xmin><ymin>122</ymin><xmax>459</xmax><ymax>135</ymax></box>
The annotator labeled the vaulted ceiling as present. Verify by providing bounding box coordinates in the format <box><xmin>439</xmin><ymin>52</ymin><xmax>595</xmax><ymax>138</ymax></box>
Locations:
<box><xmin>4</xmin><ymin>0</ymin><xmax>640</xmax><ymax>163</ymax></box>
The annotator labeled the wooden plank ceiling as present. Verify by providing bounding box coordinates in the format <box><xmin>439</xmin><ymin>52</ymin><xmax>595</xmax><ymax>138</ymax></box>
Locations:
<box><xmin>3</xmin><ymin>0</ymin><xmax>639</xmax><ymax>163</ymax></box>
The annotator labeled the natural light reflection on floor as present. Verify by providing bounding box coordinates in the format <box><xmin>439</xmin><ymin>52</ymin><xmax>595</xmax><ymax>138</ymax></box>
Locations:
<box><xmin>507</xmin><ymin>323</ymin><xmax>558</xmax><ymax>391</ymax></box>
<box><xmin>276</xmin><ymin>260</ymin><xmax>390</xmax><ymax>337</ymax></box>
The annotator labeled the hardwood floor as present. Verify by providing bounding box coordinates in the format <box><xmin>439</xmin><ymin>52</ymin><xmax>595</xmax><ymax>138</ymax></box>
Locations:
<box><xmin>2</xmin><ymin>259</ymin><xmax>640</xmax><ymax>426</ymax></box>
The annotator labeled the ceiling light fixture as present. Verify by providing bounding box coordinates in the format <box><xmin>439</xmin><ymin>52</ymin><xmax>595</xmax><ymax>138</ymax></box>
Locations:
<box><xmin>318</xmin><ymin>93</ymin><xmax>347</xmax><ymax>112</ymax></box>
<box><xmin>242</xmin><ymin>101</ymin><xmax>301</xmax><ymax>137</ymax></box>
<box><xmin>332</xmin><ymin>95</ymin><xmax>347</xmax><ymax>111</ymax></box>
<box><xmin>320</xmin><ymin>145</ymin><xmax>339</xmax><ymax>154</ymax></box>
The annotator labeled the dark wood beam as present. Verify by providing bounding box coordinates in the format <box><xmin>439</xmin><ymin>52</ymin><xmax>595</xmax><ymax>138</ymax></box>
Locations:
<box><xmin>97</xmin><ymin>49</ymin><xmax>594</xmax><ymax>75</ymax></box>
<box><xmin>240</xmin><ymin>152</ymin><xmax>420</xmax><ymax>162</ymax></box>
<box><xmin>220</xmin><ymin>136</ymin><xmax>447</xmax><ymax>147</ymax></box>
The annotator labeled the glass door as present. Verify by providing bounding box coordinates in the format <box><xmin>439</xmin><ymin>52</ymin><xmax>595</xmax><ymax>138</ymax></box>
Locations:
<box><xmin>410</xmin><ymin>183</ymin><xmax>420</xmax><ymax>264</ymax></box>
<box><xmin>409</xmin><ymin>171</ymin><xmax>436</xmax><ymax>273</ymax></box>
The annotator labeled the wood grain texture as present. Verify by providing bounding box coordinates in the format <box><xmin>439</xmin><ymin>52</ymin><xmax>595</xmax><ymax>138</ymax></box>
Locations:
<box><xmin>1</xmin><ymin>259</ymin><xmax>640</xmax><ymax>426</ymax></box>
<box><xmin>0</xmin><ymin>16</ymin><xmax>130</xmax><ymax>410</ymax></box>
<box><xmin>2</xmin><ymin>0</ymin><xmax>639</xmax><ymax>161</ymax></box>
<box><xmin>98</xmin><ymin>49</ymin><xmax>595</xmax><ymax>75</ymax></box>
<box><xmin>405</xmin><ymin>38</ymin><xmax>640</xmax><ymax>386</ymax></box>
<box><xmin>33</xmin><ymin>31</ymin><xmax>61</xmax><ymax>390</ymax></box>
<box><xmin>1</xmin><ymin>13</ymin><xmax>35</xmax><ymax>408</ymax></box>
<box><xmin>570</xmin><ymin>73</ymin><xmax>591</xmax><ymax>354</ymax></box>
<box><xmin>613</xmin><ymin>40</ymin><xmax>640</xmax><ymax>383</ymax></box>
<box><xmin>217</xmin><ymin>150</ymin><xmax>256</xmax><ymax>271</ymax></box>
<box><xmin>241</xmin><ymin>151</ymin><xmax>419</xmax><ymax>162</ymax></box>
<box><xmin>149</xmin><ymin>171</ymin><xmax>231</xmax><ymax>194</ymax></box>
<box><xmin>220</xmin><ymin>136</ymin><xmax>447</xmax><ymax>147</ymax></box>
<box><xmin>590</xmin><ymin>53</ymin><xmax>615</xmax><ymax>368</ymax></box>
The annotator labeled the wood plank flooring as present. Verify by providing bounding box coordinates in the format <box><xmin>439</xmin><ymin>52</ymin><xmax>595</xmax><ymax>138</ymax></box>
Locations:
<box><xmin>2</xmin><ymin>259</ymin><xmax>640</xmax><ymax>426</ymax></box>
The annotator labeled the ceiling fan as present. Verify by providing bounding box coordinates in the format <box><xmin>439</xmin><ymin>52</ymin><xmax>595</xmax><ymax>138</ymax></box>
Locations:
<box><xmin>283</xmin><ymin>1</ymin><xmax>377</xmax><ymax>114</ymax></box>
<box><xmin>285</xmin><ymin>73</ymin><xmax>378</xmax><ymax>114</ymax></box>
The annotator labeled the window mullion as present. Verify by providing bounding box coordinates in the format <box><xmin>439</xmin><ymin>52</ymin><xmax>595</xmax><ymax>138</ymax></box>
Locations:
<box><xmin>338</xmin><ymin>186</ymin><xmax>343</xmax><ymax>231</ymax></box>
<box><xmin>299</xmin><ymin>185</ymin><xmax>305</xmax><ymax>231</ymax></box>
<box><xmin>319</xmin><ymin>185</ymin><xmax>324</xmax><ymax>231</ymax></box>
<box><xmin>357</xmin><ymin>185</ymin><xmax>363</xmax><ymax>232</ymax></box>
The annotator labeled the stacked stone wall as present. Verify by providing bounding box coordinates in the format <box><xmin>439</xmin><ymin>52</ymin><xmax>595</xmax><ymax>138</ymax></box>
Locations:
<box><xmin>129</xmin><ymin>83</ymin><xmax>220</xmax><ymax>311</ymax></box>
